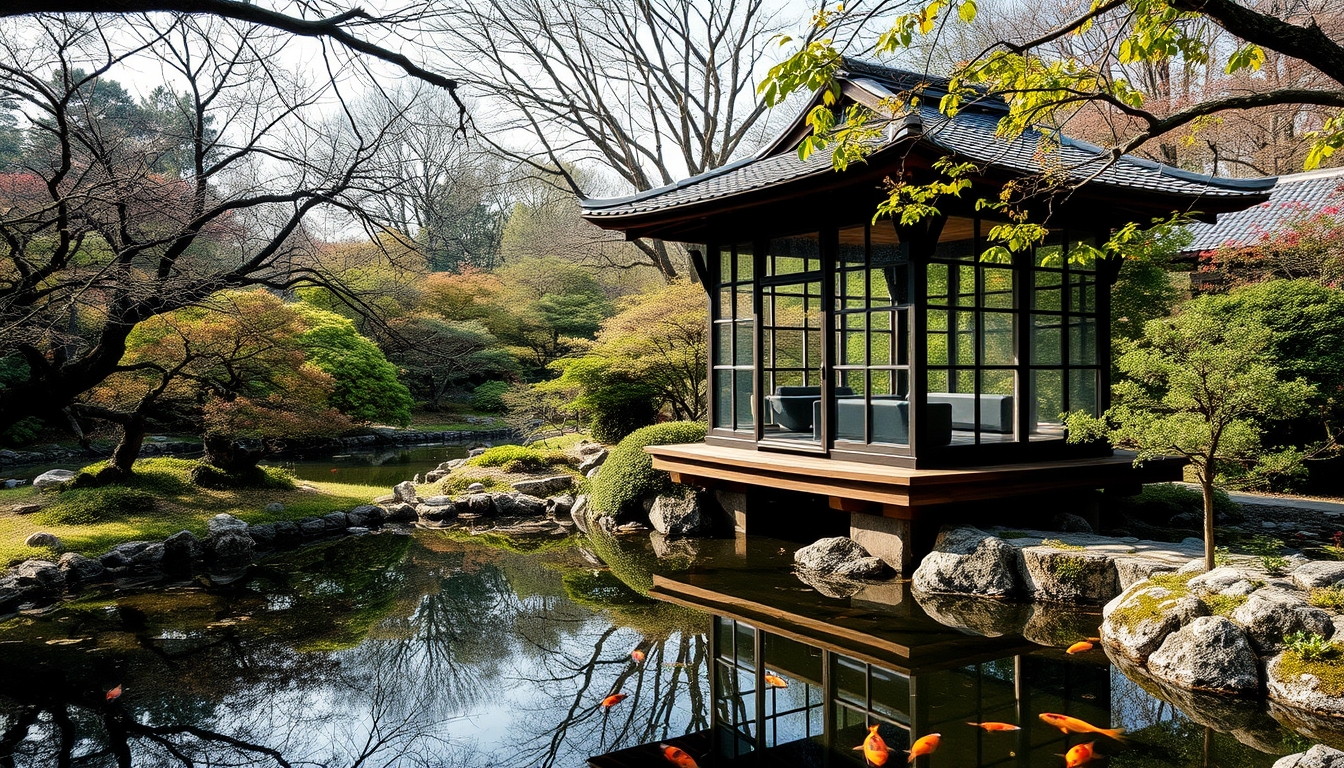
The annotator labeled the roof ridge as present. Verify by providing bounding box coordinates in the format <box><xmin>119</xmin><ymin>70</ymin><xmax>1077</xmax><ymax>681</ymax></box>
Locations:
<box><xmin>1272</xmin><ymin>166</ymin><xmax>1344</xmax><ymax>183</ymax></box>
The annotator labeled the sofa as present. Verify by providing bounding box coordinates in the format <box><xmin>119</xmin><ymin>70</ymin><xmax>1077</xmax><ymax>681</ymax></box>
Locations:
<box><xmin>926</xmin><ymin>392</ymin><xmax>1014</xmax><ymax>433</ymax></box>
<box><xmin>764</xmin><ymin>385</ymin><xmax>855</xmax><ymax>432</ymax></box>
<box><xmin>814</xmin><ymin>396</ymin><xmax>953</xmax><ymax>446</ymax></box>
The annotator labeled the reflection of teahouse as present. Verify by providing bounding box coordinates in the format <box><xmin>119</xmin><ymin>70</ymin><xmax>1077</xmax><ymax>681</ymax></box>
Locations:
<box><xmin>580</xmin><ymin>60</ymin><xmax>1274</xmax><ymax>566</ymax></box>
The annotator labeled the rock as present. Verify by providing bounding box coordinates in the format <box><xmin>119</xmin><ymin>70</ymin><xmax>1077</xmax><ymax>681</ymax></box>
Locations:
<box><xmin>615</xmin><ymin>521</ymin><xmax>649</xmax><ymax>533</ymax></box>
<box><xmin>912</xmin><ymin>526</ymin><xmax>1023</xmax><ymax>598</ymax></box>
<box><xmin>468</xmin><ymin>447</ymin><xmax>487</xmax><ymax>457</ymax></box>
<box><xmin>1114</xmin><ymin>557</ymin><xmax>1176</xmax><ymax>591</ymax></box>
<box><xmin>12</xmin><ymin>504</ymin><xmax>39</xmax><ymax>515</ymax></box>
<box><xmin>321</xmin><ymin>512</ymin><xmax>350</xmax><ymax>531</ymax></box>
<box><xmin>420</xmin><ymin>495</ymin><xmax>454</xmax><ymax>507</ymax></box>
<box><xmin>570</xmin><ymin>495</ymin><xmax>590</xmax><ymax>534</ymax></box>
<box><xmin>31</xmin><ymin>469</ymin><xmax>76</xmax><ymax>490</ymax></box>
<box><xmin>1273</xmin><ymin>745</ymin><xmax>1344</xmax><ymax>768</ymax></box>
<box><xmin>649</xmin><ymin>493</ymin><xmax>711</xmax><ymax>539</ymax></box>
<box><xmin>915</xmin><ymin>592</ymin><xmax>1030</xmax><ymax>637</ymax></box>
<box><xmin>548</xmin><ymin>494</ymin><xmax>575</xmax><ymax>518</ymax></box>
<box><xmin>1177</xmin><ymin>559</ymin><xmax>1207</xmax><ymax>574</ymax></box>
<box><xmin>246</xmin><ymin>524</ymin><xmax>276</xmax><ymax>550</ymax></box>
<box><xmin>1017</xmin><ymin>546</ymin><xmax>1120</xmax><ymax>603</ymax></box>
<box><xmin>347</xmin><ymin>505</ymin><xmax>384</xmax><ymax>527</ymax></box>
<box><xmin>346</xmin><ymin>526</ymin><xmax>370</xmax><ymax>535</ymax></box>
<box><xmin>57</xmin><ymin>552</ymin><xmax>104</xmax><ymax>584</ymax></box>
<box><xmin>1022</xmin><ymin>603</ymin><xmax>1104</xmax><ymax>648</ymax></box>
<box><xmin>578</xmin><ymin>448</ymin><xmax>608</xmax><ymax>475</ymax></box>
<box><xmin>1101</xmin><ymin>583</ymin><xmax>1209</xmax><ymax>663</ymax></box>
<box><xmin>795</xmin><ymin>537</ymin><xmax>873</xmax><ymax>574</ymax></box>
<box><xmin>495</xmin><ymin>493</ymin><xmax>546</xmax><ymax>517</ymax></box>
<box><xmin>1188</xmin><ymin>566</ymin><xmax>1259</xmax><ymax>594</ymax></box>
<box><xmin>834</xmin><ymin>556</ymin><xmax>894</xmax><ymax>579</ymax></box>
<box><xmin>392</xmin><ymin>480</ymin><xmax>418</xmax><ymax>504</ymax></box>
<box><xmin>1051</xmin><ymin>513</ymin><xmax>1094</xmax><ymax>534</ymax></box>
<box><xmin>383</xmin><ymin>503</ymin><xmax>417</xmax><ymax>523</ymax></box>
<box><xmin>265</xmin><ymin>502</ymin><xmax>285</xmax><ymax>513</ymax></box>
<box><xmin>465</xmin><ymin>493</ymin><xmax>495</xmax><ymax>517</ymax></box>
<box><xmin>1268</xmin><ymin>654</ymin><xmax>1344</xmax><ymax>720</ymax></box>
<box><xmin>163</xmin><ymin>530</ymin><xmax>203</xmax><ymax>563</ymax></box>
<box><xmin>424</xmin><ymin>470</ymin><xmax>449</xmax><ymax>484</ymax></box>
<box><xmin>417</xmin><ymin>501</ymin><xmax>457</xmax><ymax>525</ymax></box>
<box><xmin>206</xmin><ymin>532</ymin><xmax>254</xmax><ymax>570</ymax></box>
<box><xmin>465</xmin><ymin>482</ymin><xmax>487</xmax><ymax>493</ymax></box>
<box><xmin>272</xmin><ymin>520</ymin><xmax>301</xmax><ymax>548</ymax></box>
<box><xmin>298</xmin><ymin>517</ymin><xmax>327</xmax><ymax>537</ymax></box>
<box><xmin>207</xmin><ymin>514</ymin><xmax>248</xmax><ymax>535</ymax></box>
<box><xmin>587</xmin><ymin>467</ymin><xmax>601</xmax><ymax>479</ymax></box>
<box><xmin>1169</xmin><ymin>512</ymin><xmax>1203</xmax><ymax>529</ymax></box>
<box><xmin>1147</xmin><ymin>616</ymin><xmax>1260</xmax><ymax>693</ymax></box>
<box><xmin>13</xmin><ymin>559</ymin><xmax>64</xmax><ymax>591</ymax></box>
<box><xmin>511</xmin><ymin>475</ymin><xmax>574</xmax><ymax>497</ymax></box>
<box><xmin>437</xmin><ymin>458</ymin><xmax>466</xmax><ymax>471</ymax></box>
<box><xmin>129</xmin><ymin>542</ymin><xmax>164</xmax><ymax>569</ymax></box>
<box><xmin>1231</xmin><ymin>589</ymin><xmax>1334</xmax><ymax>653</ymax></box>
<box><xmin>1294</xmin><ymin>561</ymin><xmax>1344</xmax><ymax>591</ymax></box>
<box><xmin>24</xmin><ymin>532</ymin><xmax>61</xmax><ymax>550</ymax></box>
<box><xmin>577</xmin><ymin>442</ymin><xmax>605</xmax><ymax>456</ymax></box>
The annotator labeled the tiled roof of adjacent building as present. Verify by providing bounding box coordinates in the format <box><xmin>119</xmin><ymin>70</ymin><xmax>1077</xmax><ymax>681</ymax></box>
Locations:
<box><xmin>581</xmin><ymin>60</ymin><xmax>1275</xmax><ymax>220</ymax></box>
<box><xmin>1183</xmin><ymin>167</ymin><xmax>1344</xmax><ymax>253</ymax></box>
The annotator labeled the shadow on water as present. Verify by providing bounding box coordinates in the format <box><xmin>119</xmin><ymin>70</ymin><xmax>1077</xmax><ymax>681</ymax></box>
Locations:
<box><xmin>0</xmin><ymin>526</ymin><xmax>1338</xmax><ymax>768</ymax></box>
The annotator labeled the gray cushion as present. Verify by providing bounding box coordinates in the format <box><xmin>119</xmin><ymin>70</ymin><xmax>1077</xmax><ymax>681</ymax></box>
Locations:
<box><xmin>824</xmin><ymin>398</ymin><xmax>952</xmax><ymax>446</ymax></box>
<box><xmin>766</xmin><ymin>386</ymin><xmax>856</xmax><ymax>432</ymax></box>
<box><xmin>926</xmin><ymin>393</ymin><xmax>1014</xmax><ymax>433</ymax></box>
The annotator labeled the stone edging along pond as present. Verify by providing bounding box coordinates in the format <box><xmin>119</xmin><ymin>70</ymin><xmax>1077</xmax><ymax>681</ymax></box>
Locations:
<box><xmin>913</xmin><ymin>524</ymin><xmax>1344</xmax><ymax>729</ymax></box>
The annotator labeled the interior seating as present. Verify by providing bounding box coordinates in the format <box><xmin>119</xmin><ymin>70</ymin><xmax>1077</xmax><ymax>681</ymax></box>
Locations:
<box><xmin>817</xmin><ymin>396</ymin><xmax>952</xmax><ymax>446</ymax></box>
<box><xmin>927</xmin><ymin>392</ymin><xmax>1014</xmax><ymax>433</ymax></box>
<box><xmin>764</xmin><ymin>385</ymin><xmax>853</xmax><ymax>432</ymax></box>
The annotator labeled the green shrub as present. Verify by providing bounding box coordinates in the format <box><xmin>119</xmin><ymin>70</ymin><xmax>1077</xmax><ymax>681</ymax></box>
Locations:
<box><xmin>35</xmin><ymin>486</ymin><xmax>158</xmax><ymax>525</ymax></box>
<box><xmin>1311</xmin><ymin>586</ymin><xmax>1344</xmax><ymax>612</ymax></box>
<box><xmin>1249</xmin><ymin>535</ymin><xmax>1289</xmax><ymax>575</ymax></box>
<box><xmin>188</xmin><ymin>462</ymin><xmax>296</xmax><ymax>490</ymax></box>
<box><xmin>467</xmin><ymin>445</ymin><xmax>571</xmax><ymax>472</ymax></box>
<box><xmin>1116</xmin><ymin>483</ymin><xmax>1240</xmax><ymax>524</ymax></box>
<box><xmin>1285</xmin><ymin>631</ymin><xmax>1341</xmax><ymax>662</ymax></box>
<box><xmin>589</xmin><ymin>396</ymin><xmax>659</xmax><ymax>444</ymax></box>
<box><xmin>589</xmin><ymin>421</ymin><xmax>707</xmax><ymax>518</ymax></box>
<box><xmin>470</xmin><ymin>381</ymin><xmax>511</xmax><ymax>413</ymax></box>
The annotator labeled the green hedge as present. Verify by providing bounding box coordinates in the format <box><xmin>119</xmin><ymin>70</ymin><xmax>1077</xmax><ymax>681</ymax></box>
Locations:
<box><xmin>588</xmin><ymin>421</ymin><xmax>706</xmax><ymax>518</ymax></box>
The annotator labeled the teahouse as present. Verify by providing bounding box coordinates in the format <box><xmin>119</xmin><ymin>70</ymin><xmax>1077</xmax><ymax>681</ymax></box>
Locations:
<box><xmin>581</xmin><ymin>60</ymin><xmax>1275</xmax><ymax>568</ymax></box>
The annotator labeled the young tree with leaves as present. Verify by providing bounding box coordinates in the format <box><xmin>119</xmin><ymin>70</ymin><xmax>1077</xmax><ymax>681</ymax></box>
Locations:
<box><xmin>1066</xmin><ymin>304</ymin><xmax>1314</xmax><ymax>570</ymax></box>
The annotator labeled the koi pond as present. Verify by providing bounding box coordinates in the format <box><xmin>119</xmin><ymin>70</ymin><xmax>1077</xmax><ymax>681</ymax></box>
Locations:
<box><xmin>0</xmin><ymin>528</ymin><xmax>1332</xmax><ymax>768</ymax></box>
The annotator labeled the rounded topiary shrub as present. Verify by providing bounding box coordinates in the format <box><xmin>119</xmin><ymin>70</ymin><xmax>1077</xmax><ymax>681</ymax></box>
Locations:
<box><xmin>470</xmin><ymin>380</ymin><xmax>511</xmax><ymax>413</ymax></box>
<box><xmin>588</xmin><ymin>420</ymin><xmax>706</xmax><ymax>519</ymax></box>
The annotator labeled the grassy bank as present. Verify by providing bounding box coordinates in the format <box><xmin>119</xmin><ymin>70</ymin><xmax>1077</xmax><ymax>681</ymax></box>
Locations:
<box><xmin>0</xmin><ymin>458</ymin><xmax>383</xmax><ymax>567</ymax></box>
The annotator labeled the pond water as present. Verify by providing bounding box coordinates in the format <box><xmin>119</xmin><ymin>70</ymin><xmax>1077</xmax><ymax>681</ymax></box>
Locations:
<box><xmin>0</xmin><ymin>528</ymin><xmax>1333</xmax><ymax>768</ymax></box>
<box><xmin>269</xmin><ymin>443</ymin><xmax>482</xmax><ymax>488</ymax></box>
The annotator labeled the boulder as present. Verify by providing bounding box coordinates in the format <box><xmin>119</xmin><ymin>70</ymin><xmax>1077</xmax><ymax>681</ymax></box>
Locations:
<box><xmin>99</xmin><ymin>541</ymin><xmax>151</xmax><ymax>569</ymax></box>
<box><xmin>129</xmin><ymin>542</ymin><xmax>164</xmax><ymax>569</ymax></box>
<box><xmin>383</xmin><ymin>503</ymin><xmax>417</xmax><ymax>523</ymax></box>
<box><xmin>1114</xmin><ymin>557</ymin><xmax>1176</xmax><ymax>591</ymax></box>
<box><xmin>265</xmin><ymin>502</ymin><xmax>284</xmax><ymax>513</ymax></box>
<box><xmin>347</xmin><ymin>505</ymin><xmax>384</xmax><ymax>527</ymax></box>
<box><xmin>24</xmin><ymin>532</ymin><xmax>61</xmax><ymax>550</ymax></box>
<box><xmin>1017</xmin><ymin>545</ymin><xmax>1118</xmax><ymax>603</ymax></box>
<box><xmin>207</xmin><ymin>513</ymin><xmax>248</xmax><ymax>536</ymax></box>
<box><xmin>424</xmin><ymin>469</ymin><xmax>449</xmax><ymax>483</ymax></box>
<box><xmin>57</xmin><ymin>552</ymin><xmax>104</xmax><ymax>584</ymax></box>
<box><xmin>1267</xmin><ymin>654</ymin><xmax>1344</xmax><ymax>719</ymax></box>
<box><xmin>1022</xmin><ymin>603</ymin><xmax>1104</xmax><ymax>648</ymax></box>
<box><xmin>298</xmin><ymin>517</ymin><xmax>328</xmax><ymax>537</ymax></box>
<box><xmin>32</xmin><ymin>469</ymin><xmax>76</xmax><ymax>490</ymax></box>
<box><xmin>13</xmin><ymin>559</ymin><xmax>64</xmax><ymax>592</ymax></box>
<box><xmin>578</xmin><ymin>449</ymin><xmax>608</xmax><ymax>475</ymax></box>
<box><xmin>420</xmin><ymin>495</ymin><xmax>454</xmax><ymax>507</ymax></box>
<box><xmin>548</xmin><ymin>494</ymin><xmax>575</xmax><ymax>518</ymax></box>
<box><xmin>586</xmin><ymin>467</ymin><xmax>601</xmax><ymax>479</ymax></box>
<box><xmin>246</xmin><ymin>524</ymin><xmax>276</xmax><ymax>550</ymax></box>
<box><xmin>1147</xmin><ymin>616</ymin><xmax>1260</xmax><ymax>693</ymax></box>
<box><xmin>570</xmin><ymin>495</ymin><xmax>590</xmax><ymax>534</ymax></box>
<box><xmin>511</xmin><ymin>475</ymin><xmax>574</xmax><ymax>497</ymax></box>
<box><xmin>577</xmin><ymin>442</ymin><xmax>605</xmax><ymax>456</ymax></box>
<box><xmin>1294</xmin><ymin>561</ymin><xmax>1344</xmax><ymax>591</ymax></box>
<box><xmin>650</xmin><ymin>531</ymin><xmax>700</xmax><ymax>559</ymax></box>
<box><xmin>321</xmin><ymin>512</ymin><xmax>350</xmax><ymax>531</ymax></box>
<box><xmin>915</xmin><ymin>592</ymin><xmax>1030</xmax><ymax>637</ymax></box>
<box><xmin>834</xmin><ymin>556</ymin><xmax>894</xmax><ymax>579</ymax></box>
<box><xmin>272</xmin><ymin>520</ymin><xmax>302</xmax><ymax>548</ymax></box>
<box><xmin>437</xmin><ymin>458</ymin><xmax>466</xmax><ymax>471</ymax></box>
<box><xmin>465</xmin><ymin>493</ymin><xmax>495</xmax><ymax>517</ymax></box>
<box><xmin>1189</xmin><ymin>566</ymin><xmax>1261</xmax><ymax>595</ymax></box>
<box><xmin>206</xmin><ymin>532</ymin><xmax>254</xmax><ymax>570</ymax></box>
<box><xmin>417</xmin><ymin>500</ymin><xmax>457</xmax><ymax>525</ymax></box>
<box><xmin>795</xmin><ymin>537</ymin><xmax>886</xmax><ymax>578</ymax></box>
<box><xmin>649</xmin><ymin>493</ymin><xmax>711</xmax><ymax>539</ymax></box>
<box><xmin>1101</xmin><ymin>583</ymin><xmax>1208</xmax><ymax>663</ymax></box>
<box><xmin>1274</xmin><ymin>746</ymin><xmax>1344</xmax><ymax>768</ymax></box>
<box><xmin>913</xmin><ymin>527</ymin><xmax>1023</xmax><ymax>598</ymax></box>
<box><xmin>468</xmin><ymin>447</ymin><xmax>487</xmax><ymax>457</ymax></box>
<box><xmin>465</xmin><ymin>482</ymin><xmax>487</xmax><ymax>493</ymax></box>
<box><xmin>1051</xmin><ymin>513</ymin><xmax>1094</xmax><ymax>534</ymax></box>
<box><xmin>392</xmin><ymin>480</ymin><xmax>418</xmax><ymax>504</ymax></box>
<box><xmin>1230</xmin><ymin>589</ymin><xmax>1334</xmax><ymax>653</ymax></box>
<box><xmin>163</xmin><ymin>530</ymin><xmax>203</xmax><ymax>563</ymax></box>
<box><xmin>495</xmin><ymin>493</ymin><xmax>546</xmax><ymax>517</ymax></box>
<box><xmin>0</xmin><ymin>578</ymin><xmax>32</xmax><ymax>613</ymax></box>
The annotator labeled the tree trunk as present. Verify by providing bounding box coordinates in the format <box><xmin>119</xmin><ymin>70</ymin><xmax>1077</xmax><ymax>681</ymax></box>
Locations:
<box><xmin>106</xmin><ymin>417</ymin><xmax>148</xmax><ymax>480</ymax></box>
<box><xmin>1203</xmin><ymin>477</ymin><xmax>1217</xmax><ymax>571</ymax></box>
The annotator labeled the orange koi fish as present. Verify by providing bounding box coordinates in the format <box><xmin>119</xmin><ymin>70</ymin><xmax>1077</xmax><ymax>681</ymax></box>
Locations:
<box><xmin>764</xmin><ymin>674</ymin><xmax>788</xmax><ymax>689</ymax></box>
<box><xmin>968</xmin><ymin>722</ymin><xmax>1020</xmax><ymax>731</ymax></box>
<box><xmin>106</xmin><ymin>685</ymin><xmax>122</xmax><ymax>702</ymax></box>
<box><xmin>1065</xmin><ymin>741</ymin><xmax>1097</xmax><ymax>767</ymax></box>
<box><xmin>906</xmin><ymin>733</ymin><xmax>940</xmax><ymax>763</ymax></box>
<box><xmin>632</xmin><ymin>650</ymin><xmax>645</xmax><ymax>663</ymax></box>
<box><xmin>851</xmin><ymin>724</ymin><xmax>889</xmax><ymax>765</ymax></box>
<box><xmin>659</xmin><ymin>743</ymin><xmax>698</xmax><ymax>768</ymax></box>
<box><xmin>601</xmin><ymin>693</ymin><xmax>628</xmax><ymax>708</ymax></box>
<box><xmin>1039</xmin><ymin>713</ymin><xmax>1125</xmax><ymax>741</ymax></box>
<box><xmin>1066</xmin><ymin>641</ymin><xmax>1094</xmax><ymax>654</ymax></box>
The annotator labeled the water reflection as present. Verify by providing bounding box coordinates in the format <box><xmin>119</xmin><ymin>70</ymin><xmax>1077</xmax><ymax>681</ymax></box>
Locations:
<box><xmin>0</xmin><ymin>530</ymin><xmax>1334</xmax><ymax>768</ymax></box>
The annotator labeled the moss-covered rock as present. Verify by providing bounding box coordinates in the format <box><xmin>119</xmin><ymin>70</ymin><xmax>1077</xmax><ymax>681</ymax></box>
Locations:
<box><xmin>588</xmin><ymin>421</ymin><xmax>706</xmax><ymax>518</ymax></box>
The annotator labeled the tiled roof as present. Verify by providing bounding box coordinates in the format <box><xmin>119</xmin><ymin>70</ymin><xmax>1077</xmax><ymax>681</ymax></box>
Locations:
<box><xmin>581</xmin><ymin>60</ymin><xmax>1274</xmax><ymax>221</ymax></box>
<box><xmin>1183</xmin><ymin>167</ymin><xmax>1344</xmax><ymax>252</ymax></box>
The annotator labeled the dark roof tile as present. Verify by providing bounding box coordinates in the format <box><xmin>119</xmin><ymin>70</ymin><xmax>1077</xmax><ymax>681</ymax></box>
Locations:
<box><xmin>1184</xmin><ymin>168</ymin><xmax>1344</xmax><ymax>252</ymax></box>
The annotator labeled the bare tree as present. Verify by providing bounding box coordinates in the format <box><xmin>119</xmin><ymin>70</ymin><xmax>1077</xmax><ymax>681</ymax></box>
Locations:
<box><xmin>0</xmin><ymin>14</ymin><xmax>423</xmax><ymax>439</ymax></box>
<box><xmin>438</xmin><ymin>0</ymin><xmax>792</xmax><ymax>281</ymax></box>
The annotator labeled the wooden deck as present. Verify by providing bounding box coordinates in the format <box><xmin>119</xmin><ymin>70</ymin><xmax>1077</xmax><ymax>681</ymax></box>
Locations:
<box><xmin>648</xmin><ymin>442</ymin><xmax>1184</xmax><ymax>518</ymax></box>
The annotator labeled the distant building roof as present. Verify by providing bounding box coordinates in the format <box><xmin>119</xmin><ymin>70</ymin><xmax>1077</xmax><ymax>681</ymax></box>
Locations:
<box><xmin>1183</xmin><ymin>167</ymin><xmax>1344</xmax><ymax>253</ymax></box>
<box><xmin>581</xmin><ymin>60</ymin><xmax>1275</xmax><ymax>222</ymax></box>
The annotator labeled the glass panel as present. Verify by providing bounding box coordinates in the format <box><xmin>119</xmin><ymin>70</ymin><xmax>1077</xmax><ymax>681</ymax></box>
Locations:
<box><xmin>928</xmin><ymin>369</ymin><xmax>949</xmax><ymax>392</ymax></box>
<box><xmin>1031</xmin><ymin>314</ymin><xmax>1063</xmax><ymax>366</ymax></box>
<box><xmin>927</xmin><ymin>263</ymin><xmax>949</xmax><ymax>302</ymax></box>
<box><xmin>719</xmin><ymin>247</ymin><xmax>731</xmax><ymax>283</ymax></box>
<box><xmin>735</xmin><ymin>243</ymin><xmax>753</xmax><ymax>281</ymax></box>
<box><xmin>735</xmin><ymin>371</ymin><xmax>754</xmax><ymax>429</ymax></box>
<box><xmin>1036</xmin><ymin>241</ymin><xmax>1065</xmax><ymax>268</ymax></box>
<box><xmin>835</xmin><ymin>655</ymin><xmax>866</xmax><ymax>706</ymax></box>
<box><xmin>957</xmin><ymin>264</ymin><xmax>976</xmax><ymax>307</ymax></box>
<box><xmin>715</xmin><ymin>617</ymin><xmax>734</xmax><ymax>658</ymax></box>
<box><xmin>719</xmin><ymin>287</ymin><xmax>733</xmax><ymax>319</ymax></box>
<box><xmin>714</xmin><ymin>370</ymin><xmax>732</xmax><ymax>429</ymax></box>
<box><xmin>983</xmin><ymin>266</ymin><xmax>1013</xmax><ymax>309</ymax></box>
<box><xmin>983</xmin><ymin>369</ymin><xmax>1014</xmax><ymax>396</ymax></box>
<box><xmin>1071</xmin><ymin>278</ymin><xmax>1096</xmax><ymax>313</ymax></box>
<box><xmin>1032</xmin><ymin>369</ymin><xmax>1064</xmax><ymax>431</ymax></box>
<box><xmin>768</xmin><ymin>234</ymin><xmax>819</xmax><ymax>276</ymax></box>
<box><xmin>735</xmin><ymin>321</ymin><xmax>754</xmax><ymax>366</ymax></box>
<box><xmin>1070</xmin><ymin>316</ymin><xmax>1097</xmax><ymax>365</ymax></box>
<box><xmin>981</xmin><ymin>312</ymin><xmax>1014</xmax><ymax>366</ymax></box>
<box><xmin>1070</xmin><ymin>369</ymin><xmax>1099</xmax><ymax>416</ymax></box>
<box><xmin>736</xmin><ymin>285</ymin><xmax>753</xmax><ymax>319</ymax></box>
<box><xmin>870</xmin><ymin>667</ymin><xmax>911</xmax><ymax>723</ymax></box>
<box><xmin>1034</xmin><ymin>286</ymin><xmax>1062</xmax><ymax>312</ymax></box>
<box><xmin>955</xmin><ymin>312</ymin><xmax>976</xmax><ymax>366</ymax></box>
<box><xmin>714</xmin><ymin>325</ymin><xmax>731</xmax><ymax>365</ymax></box>
<box><xmin>734</xmin><ymin>621</ymin><xmax>756</xmax><ymax>669</ymax></box>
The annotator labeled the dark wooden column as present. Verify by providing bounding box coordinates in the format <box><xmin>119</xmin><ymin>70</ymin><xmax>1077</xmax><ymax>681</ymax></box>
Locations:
<box><xmin>895</xmin><ymin>215</ymin><xmax>946</xmax><ymax>465</ymax></box>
